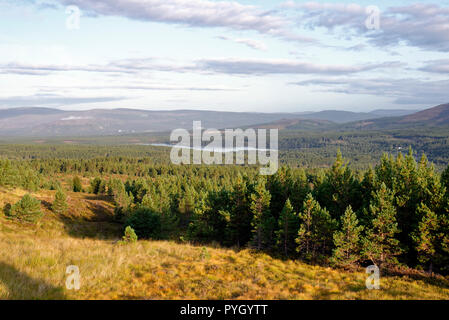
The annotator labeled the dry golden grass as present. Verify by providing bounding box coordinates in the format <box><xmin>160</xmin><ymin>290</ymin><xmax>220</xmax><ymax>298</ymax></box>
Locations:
<box><xmin>1</xmin><ymin>187</ymin><xmax>449</xmax><ymax>300</ymax></box>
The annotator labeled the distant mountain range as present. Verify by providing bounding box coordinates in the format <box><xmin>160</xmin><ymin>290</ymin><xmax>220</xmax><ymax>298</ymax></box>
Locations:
<box><xmin>0</xmin><ymin>104</ymin><xmax>446</xmax><ymax>137</ymax></box>
<box><xmin>293</xmin><ymin>109</ymin><xmax>417</xmax><ymax>123</ymax></box>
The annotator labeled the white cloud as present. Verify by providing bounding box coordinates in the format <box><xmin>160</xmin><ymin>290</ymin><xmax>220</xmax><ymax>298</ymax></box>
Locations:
<box><xmin>196</xmin><ymin>58</ymin><xmax>402</xmax><ymax>75</ymax></box>
<box><xmin>218</xmin><ymin>35</ymin><xmax>267</xmax><ymax>51</ymax></box>
<box><xmin>294</xmin><ymin>77</ymin><xmax>449</xmax><ymax>105</ymax></box>
<box><xmin>284</xmin><ymin>2</ymin><xmax>449</xmax><ymax>52</ymax></box>
<box><xmin>0</xmin><ymin>57</ymin><xmax>402</xmax><ymax>76</ymax></box>
<box><xmin>420</xmin><ymin>60</ymin><xmax>449</xmax><ymax>74</ymax></box>
<box><xmin>54</xmin><ymin>0</ymin><xmax>314</xmax><ymax>43</ymax></box>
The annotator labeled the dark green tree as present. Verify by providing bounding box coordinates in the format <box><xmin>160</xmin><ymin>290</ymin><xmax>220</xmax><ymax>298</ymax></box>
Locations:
<box><xmin>9</xmin><ymin>194</ymin><xmax>42</xmax><ymax>223</ymax></box>
<box><xmin>331</xmin><ymin>205</ymin><xmax>363</xmax><ymax>269</ymax></box>
<box><xmin>229</xmin><ymin>175</ymin><xmax>253</xmax><ymax>247</ymax></box>
<box><xmin>126</xmin><ymin>207</ymin><xmax>162</xmax><ymax>239</ymax></box>
<box><xmin>316</xmin><ymin>150</ymin><xmax>361</xmax><ymax>219</ymax></box>
<box><xmin>275</xmin><ymin>198</ymin><xmax>299</xmax><ymax>256</ymax></box>
<box><xmin>296</xmin><ymin>193</ymin><xmax>336</xmax><ymax>261</ymax></box>
<box><xmin>412</xmin><ymin>203</ymin><xmax>440</xmax><ymax>273</ymax></box>
<box><xmin>250</xmin><ymin>178</ymin><xmax>274</xmax><ymax>250</ymax></box>
<box><xmin>362</xmin><ymin>183</ymin><xmax>401</xmax><ymax>268</ymax></box>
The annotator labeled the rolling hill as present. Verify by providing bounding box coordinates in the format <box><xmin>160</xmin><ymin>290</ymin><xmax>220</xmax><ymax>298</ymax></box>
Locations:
<box><xmin>0</xmin><ymin>109</ymin><xmax>299</xmax><ymax>136</ymax></box>
<box><xmin>293</xmin><ymin>109</ymin><xmax>417</xmax><ymax>123</ymax></box>
<box><xmin>0</xmin><ymin>105</ymin><xmax>443</xmax><ymax>136</ymax></box>
<box><xmin>343</xmin><ymin>103</ymin><xmax>449</xmax><ymax>130</ymax></box>
<box><xmin>400</xmin><ymin>103</ymin><xmax>449</xmax><ymax>124</ymax></box>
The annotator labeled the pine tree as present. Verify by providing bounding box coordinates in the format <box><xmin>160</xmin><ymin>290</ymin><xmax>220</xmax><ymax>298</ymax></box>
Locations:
<box><xmin>442</xmin><ymin>165</ymin><xmax>449</xmax><ymax>196</ymax></box>
<box><xmin>178</xmin><ymin>187</ymin><xmax>196</xmax><ymax>228</ymax></box>
<box><xmin>416</xmin><ymin>154</ymin><xmax>444</xmax><ymax>213</ymax></box>
<box><xmin>296</xmin><ymin>193</ymin><xmax>336</xmax><ymax>261</ymax></box>
<box><xmin>98</xmin><ymin>180</ymin><xmax>107</xmax><ymax>194</ymax></box>
<box><xmin>331</xmin><ymin>205</ymin><xmax>363</xmax><ymax>268</ymax></box>
<box><xmin>392</xmin><ymin>149</ymin><xmax>419</xmax><ymax>262</ymax></box>
<box><xmin>141</xmin><ymin>194</ymin><xmax>156</xmax><ymax>210</ymax></box>
<box><xmin>360</xmin><ymin>166</ymin><xmax>375</xmax><ymax>210</ymax></box>
<box><xmin>90</xmin><ymin>177</ymin><xmax>102</xmax><ymax>194</ymax></box>
<box><xmin>290</xmin><ymin>168</ymin><xmax>310</xmax><ymax>214</ymax></box>
<box><xmin>316</xmin><ymin>150</ymin><xmax>360</xmax><ymax>219</ymax></box>
<box><xmin>412</xmin><ymin>203</ymin><xmax>439</xmax><ymax>272</ymax></box>
<box><xmin>52</xmin><ymin>189</ymin><xmax>68</xmax><ymax>215</ymax></box>
<box><xmin>439</xmin><ymin>214</ymin><xmax>449</xmax><ymax>274</ymax></box>
<box><xmin>126</xmin><ymin>207</ymin><xmax>161</xmax><ymax>239</ymax></box>
<box><xmin>268</xmin><ymin>167</ymin><xmax>294</xmax><ymax>221</ymax></box>
<box><xmin>72</xmin><ymin>176</ymin><xmax>82</xmax><ymax>192</ymax></box>
<box><xmin>10</xmin><ymin>194</ymin><xmax>42</xmax><ymax>223</ymax></box>
<box><xmin>250</xmin><ymin>178</ymin><xmax>274</xmax><ymax>250</ymax></box>
<box><xmin>188</xmin><ymin>189</ymin><xmax>231</xmax><ymax>244</ymax></box>
<box><xmin>275</xmin><ymin>198</ymin><xmax>299</xmax><ymax>256</ymax></box>
<box><xmin>107</xmin><ymin>179</ymin><xmax>134</xmax><ymax>220</ymax></box>
<box><xmin>362</xmin><ymin>183</ymin><xmax>401</xmax><ymax>267</ymax></box>
<box><xmin>229</xmin><ymin>175</ymin><xmax>252</xmax><ymax>247</ymax></box>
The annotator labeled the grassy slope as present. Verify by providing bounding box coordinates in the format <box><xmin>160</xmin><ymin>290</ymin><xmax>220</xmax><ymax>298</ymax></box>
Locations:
<box><xmin>1</xmin><ymin>188</ymin><xmax>449</xmax><ymax>300</ymax></box>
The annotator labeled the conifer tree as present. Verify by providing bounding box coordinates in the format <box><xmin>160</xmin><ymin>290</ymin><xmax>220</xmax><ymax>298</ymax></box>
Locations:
<box><xmin>375</xmin><ymin>153</ymin><xmax>396</xmax><ymax>191</ymax></box>
<box><xmin>109</xmin><ymin>179</ymin><xmax>134</xmax><ymax>220</ymax></box>
<box><xmin>316</xmin><ymin>150</ymin><xmax>360</xmax><ymax>219</ymax></box>
<box><xmin>416</xmin><ymin>155</ymin><xmax>445</xmax><ymax>212</ymax></box>
<box><xmin>250</xmin><ymin>178</ymin><xmax>274</xmax><ymax>250</ymax></box>
<box><xmin>268</xmin><ymin>167</ymin><xmax>294</xmax><ymax>221</ymax></box>
<box><xmin>331</xmin><ymin>205</ymin><xmax>363</xmax><ymax>268</ymax></box>
<box><xmin>98</xmin><ymin>180</ymin><xmax>107</xmax><ymax>194</ymax></box>
<box><xmin>141</xmin><ymin>193</ymin><xmax>156</xmax><ymax>210</ymax></box>
<box><xmin>412</xmin><ymin>203</ymin><xmax>439</xmax><ymax>272</ymax></box>
<box><xmin>360</xmin><ymin>166</ymin><xmax>376</xmax><ymax>210</ymax></box>
<box><xmin>275</xmin><ymin>198</ymin><xmax>299</xmax><ymax>256</ymax></box>
<box><xmin>178</xmin><ymin>187</ymin><xmax>196</xmax><ymax>227</ymax></box>
<box><xmin>90</xmin><ymin>177</ymin><xmax>102</xmax><ymax>194</ymax></box>
<box><xmin>72</xmin><ymin>176</ymin><xmax>82</xmax><ymax>192</ymax></box>
<box><xmin>229</xmin><ymin>175</ymin><xmax>252</xmax><ymax>247</ymax></box>
<box><xmin>362</xmin><ymin>183</ymin><xmax>401</xmax><ymax>267</ymax></box>
<box><xmin>289</xmin><ymin>168</ymin><xmax>310</xmax><ymax>214</ymax></box>
<box><xmin>442</xmin><ymin>165</ymin><xmax>449</xmax><ymax>195</ymax></box>
<box><xmin>10</xmin><ymin>194</ymin><xmax>42</xmax><ymax>223</ymax></box>
<box><xmin>296</xmin><ymin>193</ymin><xmax>336</xmax><ymax>261</ymax></box>
<box><xmin>52</xmin><ymin>189</ymin><xmax>68</xmax><ymax>215</ymax></box>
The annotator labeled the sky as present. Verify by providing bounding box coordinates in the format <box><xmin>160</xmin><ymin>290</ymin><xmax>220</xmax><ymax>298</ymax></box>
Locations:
<box><xmin>0</xmin><ymin>0</ymin><xmax>448</xmax><ymax>113</ymax></box>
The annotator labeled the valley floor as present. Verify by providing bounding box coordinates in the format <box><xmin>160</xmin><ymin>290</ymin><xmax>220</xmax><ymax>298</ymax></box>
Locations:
<box><xmin>1</xmin><ymin>188</ymin><xmax>449</xmax><ymax>300</ymax></box>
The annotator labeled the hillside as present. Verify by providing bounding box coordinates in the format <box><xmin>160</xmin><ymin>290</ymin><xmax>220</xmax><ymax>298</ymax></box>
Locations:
<box><xmin>0</xmin><ymin>108</ymin><xmax>295</xmax><ymax>136</ymax></box>
<box><xmin>244</xmin><ymin>118</ymin><xmax>336</xmax><ymax>131</ymax></box>
<box><xmin>0</xmin><ymin>107</ymin><xmax>420</xmax><ymax>137</ymax></box>
<box><xmin>342</xmin><ymin>103</ymin><xmax>449</xmax><ymax>130</ymax></box>
<box><xmin>0</xmin><ymin>107</ymin><xmax>64</xmax><ymax>119</ymax></box>
<box><xmin>401</xmin><ymin>103</ymin><xmax>449</xmax><ymax>124</ymax></box>
<box><xmin>1</xmin><ymin>187</ymin><xmax>449</xmax><ymax>300</ymax></box>
<box><xmin>293</xmin><ymin>110</ymin><xmax>416</xmax><ymax>124</ymax></box>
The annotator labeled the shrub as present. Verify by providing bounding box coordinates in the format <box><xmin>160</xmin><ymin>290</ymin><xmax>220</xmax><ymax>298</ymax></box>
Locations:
<box><xmin>126</xmin><ymin>207</ymin><xmax>162</xmax><ymax>239</ymax></box>
<box><xmin>3</xmin><ymin>203</ymin><xmax>11</xmax><ymax>216</ymax></box>
<box><xmin>121</xmin><ymin>226</ymin><xmax>138</xmax><ymax>243</ymax></box>
<box><xmin>200</xmin><ymin>247</ymin><xmax>210</xmax><ymax>260</ymax></box>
